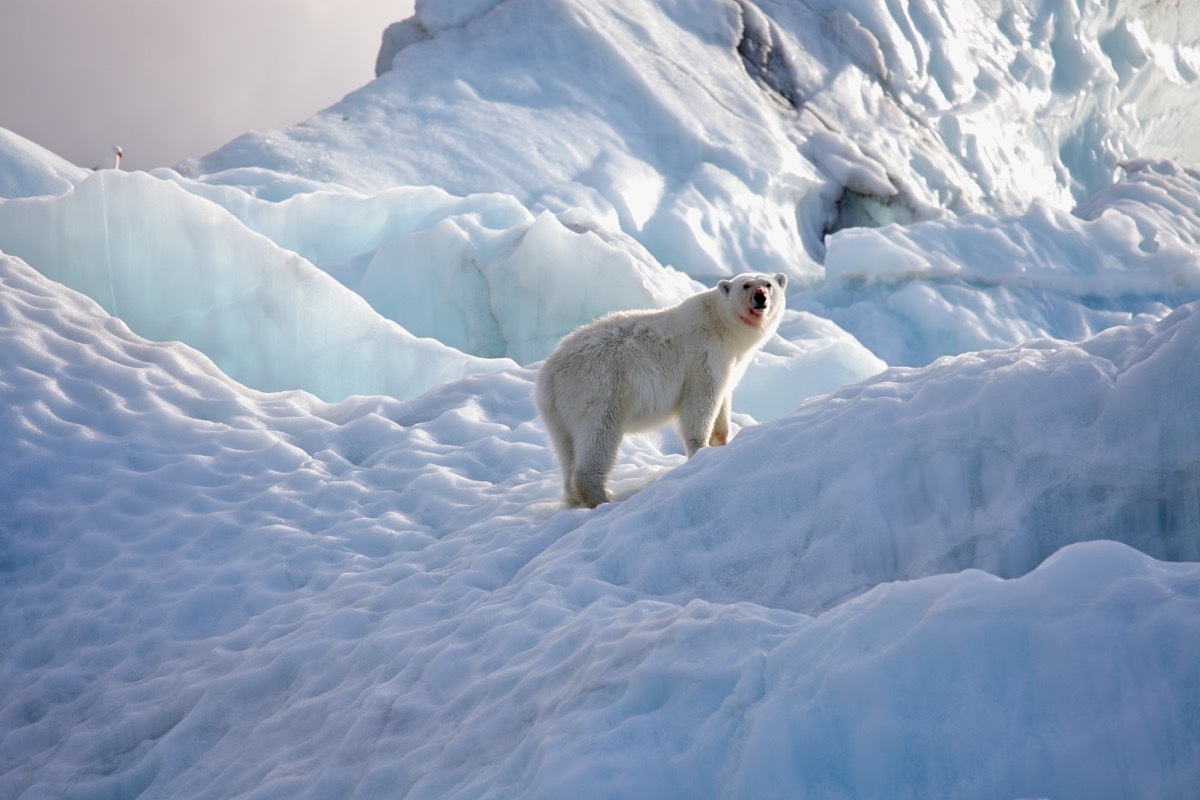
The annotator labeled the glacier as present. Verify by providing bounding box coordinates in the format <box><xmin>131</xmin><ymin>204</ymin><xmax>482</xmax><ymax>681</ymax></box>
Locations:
<box><xmin>2</xmin><ymin>0</ymin><xmax>1200</xmax><ymax>797</ymax></box>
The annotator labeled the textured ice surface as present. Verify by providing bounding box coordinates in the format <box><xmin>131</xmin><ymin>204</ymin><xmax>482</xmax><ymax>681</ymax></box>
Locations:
<box><xmin>192</xmin><ymin>0</ymin><xmax>1200</xmax><ymax>274</ymax></box>
<box><xmin>813</xmin><ymin>159</ymin><xmax>1200</xmax><ymax>364</ymax></box>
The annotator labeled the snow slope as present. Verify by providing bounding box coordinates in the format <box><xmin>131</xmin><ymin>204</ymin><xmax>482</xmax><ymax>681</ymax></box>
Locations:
<box><xmin>2</xmin><ymin>247</ymin><xmax>1198</xmax><ymax>798</ymax></box>
<box><xmin>2</xmin><ymin>0</ymin><xmax>1200</xmax><ymax>797</ymax></box>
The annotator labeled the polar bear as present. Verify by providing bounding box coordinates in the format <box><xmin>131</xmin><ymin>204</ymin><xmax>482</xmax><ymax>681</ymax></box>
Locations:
<box><xmin>536</xmin><ymin>272</ymin><xmax>787</xmax><ymax>507</ymax></box>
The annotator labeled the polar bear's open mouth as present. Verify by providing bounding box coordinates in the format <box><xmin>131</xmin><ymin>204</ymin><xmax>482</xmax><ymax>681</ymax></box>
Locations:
<box><xmin>739</xmin><ymin>307</ymin><xmax>766</xmax><ymax>326</ymax></box>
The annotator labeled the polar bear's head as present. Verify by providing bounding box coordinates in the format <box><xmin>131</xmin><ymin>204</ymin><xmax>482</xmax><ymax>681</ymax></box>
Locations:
<box><xmin>718</xmin><ymin>272</ymin><xmax>788</xmax><ymax>331</ymax></box>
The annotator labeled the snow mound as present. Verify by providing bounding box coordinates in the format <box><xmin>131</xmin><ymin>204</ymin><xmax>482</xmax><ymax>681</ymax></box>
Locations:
<box><xmin>0</xmin><ymin>128</ymin><xmax>86</xmax><ymax>199</ymax></box>
<box><xmin>1</xmin><ymin>252</ymin><xmax>1198</xmax><ymax>798</ymax></box>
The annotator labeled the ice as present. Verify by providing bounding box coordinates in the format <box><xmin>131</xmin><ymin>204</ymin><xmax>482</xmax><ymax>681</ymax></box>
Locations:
<box><xmin>3</xmin><ymin>0</ymin><xmax>1200</xmax><ymax>795</ymax></box>
<box><xmin>151</xmin><ymin>177</ymin><xmax>702</xmax><ymax>362</ymax></box>
<box><xmin>188</xmin><ymin>0</ymin><xmax>1200</xmax><ymax>280</ymax></box>
<box><xmin>0</xmin><ymin>170</ymin><xmax>508</xmax><ymax>401</ymax></box>
<box><xmin>808</xmin><ymin>159</ymin><xmax>1200</xmax><ymax>364</ymax></box>
<box><xmin>0</xmin><ymin>165</ymin><xmax>881</xmax><ymax>415</ymax></box>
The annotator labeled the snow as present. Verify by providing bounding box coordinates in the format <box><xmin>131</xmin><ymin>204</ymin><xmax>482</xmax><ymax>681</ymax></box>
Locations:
<box><xmin>0</xmin><ymin>128</ymin><xmax>86</xmax><ymax>199</ymax></box>
<box><xmin>3</xmin><ymin>0</ymin><xmax>1200</xmax><ymax>796</ymax></box>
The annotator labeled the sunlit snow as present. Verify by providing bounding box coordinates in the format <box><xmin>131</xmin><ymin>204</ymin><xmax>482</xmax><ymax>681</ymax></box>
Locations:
<box><xmin>2</xmin><ymin>0</ymin><xmax>1199</xmax><ymax>797</ymax></box>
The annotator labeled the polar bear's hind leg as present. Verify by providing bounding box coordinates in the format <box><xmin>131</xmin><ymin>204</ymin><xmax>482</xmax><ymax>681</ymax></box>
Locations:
<box><xmin>571</xmin><ymin>416</ymin><xmax>622</xmax><ymax>508</ymax></box>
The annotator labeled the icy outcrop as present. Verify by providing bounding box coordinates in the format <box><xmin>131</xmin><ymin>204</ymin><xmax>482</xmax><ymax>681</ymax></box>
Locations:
<box><xmin>811</xmin><ymin>159</ymin><xmax>1200</xmax><ymax>364</ymax></box>
<box><xmin>375</xmin><ymin>17</ymin><xmax>431</xmax><ymax>77</ymax></box>
<box><xmin>188</xmin><ymin>0</ymin><xmax>1200</xmax><ymax>282</ymax></box>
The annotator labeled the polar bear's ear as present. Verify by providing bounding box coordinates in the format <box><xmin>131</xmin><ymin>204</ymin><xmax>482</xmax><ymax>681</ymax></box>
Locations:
<box><xmin>718</xmin><ymin>279</ymin><xmax>732</xmax><ymax>294</ymax></box>
<box><xmin>774</xmin><ymin>272</ymin><xmax>788</xmax><ymax>290</ymax></box>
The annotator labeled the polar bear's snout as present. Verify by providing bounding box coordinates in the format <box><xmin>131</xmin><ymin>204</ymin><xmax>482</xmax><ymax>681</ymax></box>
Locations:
<box><xmin>750</xmin><ymin>286</ymin><xmax>769</xmax><ymax>310</ymax></box>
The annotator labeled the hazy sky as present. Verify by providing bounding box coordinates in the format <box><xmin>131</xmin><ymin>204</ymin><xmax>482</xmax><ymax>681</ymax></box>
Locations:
<box><xmin>0</xmin><ymin>0</ymin><xmax>416</xmax><ymax>171</ymax></box>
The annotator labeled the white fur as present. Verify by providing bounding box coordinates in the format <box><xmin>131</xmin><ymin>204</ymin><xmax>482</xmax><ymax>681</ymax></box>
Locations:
<box><xmin>536</xmin><ymin>272</ymin><xmax>787</xmax><ymax>507</ymax></box>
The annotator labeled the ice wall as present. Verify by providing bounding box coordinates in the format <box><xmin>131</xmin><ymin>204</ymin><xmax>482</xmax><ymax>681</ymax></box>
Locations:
<box><xmin>0</xmin><ymin>171</ymin><xmax>508</xmax><ymax>401</ymax></box>
<box><xmin>152</xmin><ymin>177</ymin><xmax>705</xmax><ymax>363</ymax></box>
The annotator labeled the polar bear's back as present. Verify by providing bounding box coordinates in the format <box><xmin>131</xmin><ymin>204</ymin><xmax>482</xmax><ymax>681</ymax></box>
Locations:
<box><xmin>541</xmin><ymin>305</ymin><xmax>698</xmax><ymax>430</ymax></box>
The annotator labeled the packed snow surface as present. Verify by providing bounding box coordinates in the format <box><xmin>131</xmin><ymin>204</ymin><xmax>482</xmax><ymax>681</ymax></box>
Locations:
<box><xmin>2</xmin><ymin>0</ymin><xmax>1200</xmax><ymax>797</ymax></box>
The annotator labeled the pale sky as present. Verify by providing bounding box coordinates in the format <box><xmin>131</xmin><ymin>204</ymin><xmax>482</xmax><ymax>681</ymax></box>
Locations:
<box><xmin>0</xmin><ymin>0</ymin><xmax>416</xmax><ymax>171</ymax></box>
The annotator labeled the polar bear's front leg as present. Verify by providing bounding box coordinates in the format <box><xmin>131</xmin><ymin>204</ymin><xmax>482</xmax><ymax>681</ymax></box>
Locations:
<box><xmin>708</xmin><ymin>394</ymin><xmax>731</xmax><ymax>447</ymax></box>
<box><xmin>680</xmin><ymin>375</ymin><xmax>723</xmax><ymax>457</ymax></box>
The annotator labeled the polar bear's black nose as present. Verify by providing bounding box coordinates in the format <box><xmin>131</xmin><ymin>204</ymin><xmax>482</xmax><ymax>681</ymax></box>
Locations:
<box><xmin>751</xmin><ymin>288</ymin><xmax>768</xmax><ymax>309</ymax></box>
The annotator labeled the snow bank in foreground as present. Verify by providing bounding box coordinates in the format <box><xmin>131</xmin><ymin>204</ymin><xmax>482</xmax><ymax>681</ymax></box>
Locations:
<box><xmin>2</xmin><ymin>253</ymin><xmax>1197</xmax><ymax>799</ymax></box>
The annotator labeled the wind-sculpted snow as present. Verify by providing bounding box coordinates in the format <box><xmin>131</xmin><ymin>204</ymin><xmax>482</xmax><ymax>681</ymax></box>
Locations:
<box><xmin>2</xmin><ymin>252</ymin><xmax>1199</xmax><ymax>799</ymax></box>
<box><xmin>187</xmin><ymin>0</ymin><xmax>1200</xmax><ymax>281</ymax></box>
